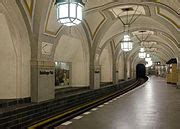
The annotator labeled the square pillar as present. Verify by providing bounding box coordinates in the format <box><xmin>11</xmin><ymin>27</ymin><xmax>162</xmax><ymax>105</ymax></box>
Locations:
<box><xmin>177</xmin><ymin>57</ymin><xmax>180</xmax><ymax>86</ymax></box>
<box><xmin>31</xmin><ymin>60</ymin><xmax>55</xmax><ymax>102</ymax></box>
<box><xmin>94</xmin><ymin>72</ymin><xmax>100</xmax><ymax>89</ymax></box>
<box><xmin>177</xmin><ymin>70</ymin><xmax>180</xmax><ymax>86</ymax></box>
<box><xmin>90</xmin><ymin>65</ymin><xmax>100</xmax><ymax>89</ymax></box>
<box><xmin>116</xmin><ymin>71</ymin><xmax>119</xmax><ymax>83</ymax></box>
<box><xmin>123</xmin><ymin>52</ymin><xmax>128</xmax><ymax>80</ymax></box>
<box><xmin>94</xmin><ymin>65</ymin><xmax>100</xmax><ymax>89</ymax></box>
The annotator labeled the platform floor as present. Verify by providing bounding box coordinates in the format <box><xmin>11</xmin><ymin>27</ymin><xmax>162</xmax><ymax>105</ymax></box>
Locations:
<box><xmin>55</xmin><ymin>76</ymin><xmax>180</xmax><ymax>129</ymax></box>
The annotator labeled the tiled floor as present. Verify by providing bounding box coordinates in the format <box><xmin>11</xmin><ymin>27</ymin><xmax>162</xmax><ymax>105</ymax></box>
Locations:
<box><xmin>55</xmin><ymin>76</ymin><xmax>180</xmax><ymax>129</ymax></box>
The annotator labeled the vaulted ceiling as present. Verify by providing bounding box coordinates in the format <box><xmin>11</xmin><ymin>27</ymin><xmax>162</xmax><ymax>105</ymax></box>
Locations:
<box><xmin>15</xmin><ymin>0</ymin><xmax>180</xmax><ymax>65</ymax></box>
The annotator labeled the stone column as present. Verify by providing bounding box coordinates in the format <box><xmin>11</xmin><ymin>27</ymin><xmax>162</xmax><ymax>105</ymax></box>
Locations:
<box><xmin>129</xmin><ymin>57</ymin><xmax>133</xmax><ymax>79</ymax></box>
<box><xmin>112</xmin><ymin>59</ymin><xmax>118</xmax><ymax>84</ymax></box>
<box><xmin>94</xmin><ymin>65</ymin><xmax>101</xmax><ymax>89</ymax></box>
<box><xmin>123</xmin><ymin>52</ymin><xmax>128</xmax><ymax>80</ymax></box>
<box><xmin>116</xmin><ymin>71</ymin><xmax>119</xmax><ymax>83</ymax></box>
<box><xmin>90</xmin><ymin>65</ymin><xmax>100</xmax><ymax>89</ymax></box>
<box><xmin>31</xmin><ymin>60</ymin><xmax>55</xmax><ymax>102</ymax></box>
<box><xmin>177</xmin><ymin>57</ymin><xmax>180</xmax><ymax>86</ymax></box>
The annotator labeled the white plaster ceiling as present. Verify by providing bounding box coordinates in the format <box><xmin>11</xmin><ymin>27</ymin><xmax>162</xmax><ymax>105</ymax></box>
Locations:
<box><xmin>158</xmin><ymin>0</ymin><xmax>180</xmax><ymax>14</ymax></box>
<box><xmin>110</xmin><ymin>5</ymin><xmax>146</xmax><ymax>18</ymax></box>
<box><xmin>145</xmin><ymin>48</ymin><xmax>158</xmax><ymax>52</ymax></box>
<box><xmin>17</xmin><ymin>0</ymin><xmax>180</xmax><ymax>64</ymax></box>
<box><xmin>141</xmin><ymin>41</ymin><xmax>157</xmax><ymax>47</ymax></box>
<box><xmin>132</xmin><ymin>30</ymin><xmax>155</xmax><ymax>35</ymax></box>
<box><xmin>54</xmin><ymin>35</ymin><xmax>82</xmax><ymax>62</ymax></box>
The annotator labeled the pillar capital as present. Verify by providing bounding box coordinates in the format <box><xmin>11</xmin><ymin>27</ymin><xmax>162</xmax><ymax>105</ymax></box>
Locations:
<box><xmin>31</xmin><ymin>60</ymin><xmax>54</xmax><ymax>68</ymax></box>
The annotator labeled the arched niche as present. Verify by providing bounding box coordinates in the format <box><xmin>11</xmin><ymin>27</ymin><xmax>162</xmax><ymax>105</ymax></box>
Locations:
<box><xmin>0</xmin><ymin>13</ymin><xmax>17</xmax><ymax>99</ymax></box>
<box><xmin>99</xmin><ymin>44</ymin><xmax>113</xmax><ymax>84</ymax></box>
<box><xmin>0</xmin><ymin>9</ymin><xmax>31</xmax><ymax>99</ymax></box>
<box><xmin>54</xmin><ymin>34</ymin><xmax>89</xmax><ymax>87</ymax></box>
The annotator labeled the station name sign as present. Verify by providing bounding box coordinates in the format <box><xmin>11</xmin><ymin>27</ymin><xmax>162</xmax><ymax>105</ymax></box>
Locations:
<box><xmin>40</xmin><ymin>70</ymin><xmax>54</xmax><ymax>75</ymax></box>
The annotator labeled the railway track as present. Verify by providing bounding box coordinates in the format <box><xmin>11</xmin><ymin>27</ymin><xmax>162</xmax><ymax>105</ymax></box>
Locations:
<box><xmin>29</xmin><ymin>78</ymin><xmax>147</xmax><ymax>129</ymax></box>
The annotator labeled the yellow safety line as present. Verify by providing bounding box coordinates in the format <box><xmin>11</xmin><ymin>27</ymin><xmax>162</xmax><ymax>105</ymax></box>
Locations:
<box><xmin>29</xmin><ymin>99</ymin><xmax>100</xmax><ymax>129</ymax></box>
<box><xmin>29</xmin><ymin>81</ymin><xmax>138</xmax><ymax>129</ymax></box>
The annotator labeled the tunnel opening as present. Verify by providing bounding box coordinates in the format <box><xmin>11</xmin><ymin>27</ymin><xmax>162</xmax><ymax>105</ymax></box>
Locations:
<box><xmin>136</xmin><ymin>64</ymin><xmax>146</xmax><ymax>78</ymax></box>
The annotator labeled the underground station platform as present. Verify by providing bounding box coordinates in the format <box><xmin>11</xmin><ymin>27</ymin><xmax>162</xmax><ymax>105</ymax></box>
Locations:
<box><xmin>0</xmin><ymin>0</ymin><xmax>180</xmax><ymax>129</ymax></box>
<box><xmin>52</xmin><ymin>77</ymin><xmax>180</xmax><ymax>129</ymax></box>
<box><xmin>1</xmin><ymin>76</ymin><xmax>180</xmax><ymax>129</ymax></box>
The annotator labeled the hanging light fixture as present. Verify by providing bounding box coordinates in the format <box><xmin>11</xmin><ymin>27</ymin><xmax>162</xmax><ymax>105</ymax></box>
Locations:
<box><xmin>121</xmin><ymin>34</ymin><xmax>133</xmax><ymax>52</ymax></box>
<box><xmin>145</xmin><ymin>54</ymin><xmax>151</xmax><ymax>62</ymax></box>
<box><xmin>146</xmin><ymin>60</ymin><xmax>153</xmax><ymax>67</ymax></box>
<box><xmin>139</xmin><ymin>48</ymin><xmax>146</xmax><ymax>58</ymax></box>
<box><xmin>56</xmin><ymin>0</ymin><xmax>85</xmax><ymax>26</ymax></box>
<box><xmin>116</xmin><ymin>7</ymin><xmax>142</xmax><ymax>52</ymax></box>
<box><xmin>134</xmin><ymin>30</ymin><xmax>152</xmax><ymax>60</ymax></box>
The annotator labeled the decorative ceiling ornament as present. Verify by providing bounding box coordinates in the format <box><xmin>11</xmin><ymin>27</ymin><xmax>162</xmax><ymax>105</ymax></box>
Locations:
<box><xmin>134</xmin><ymin>30</ymin><xmax>152</xmax><ymax>44</ymax></box>
<box><xmin>55</xmin><ymin>0</ymin><xmax>85</xmax><ymax>26</ymax></box>
<box><xmin>116</xmin><ymin>7</ymin><xmax>142</xmax><ymax>52</ymax></box>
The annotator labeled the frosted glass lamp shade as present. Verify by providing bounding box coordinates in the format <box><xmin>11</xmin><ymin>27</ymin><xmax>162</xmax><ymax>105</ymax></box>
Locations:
<box><xmin>145</xmin><ymin>57</ymin><xmax>151</xmax><ymax>62</ymax></box>
<box><xmin>139</xmin><ymin>52</ymin><xmax>146</xmax><ymax>58</ymax></box>
<box><xmin>56</xmin><ymin>0</ymin><xmax>84</xmax><ymax>26</ymax></box>
<box><xmin>121</xmin><ymin>35</ymin><xmax>133</xmax><ymax>51</ymax></box>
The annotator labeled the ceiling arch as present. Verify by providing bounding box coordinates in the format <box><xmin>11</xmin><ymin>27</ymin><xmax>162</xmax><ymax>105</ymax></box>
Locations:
<box><xmin>13</xmin><ymin>0</ymin><xmax>179</xmax><ymax>68</ymax></box>
<box><xmin>98</xmin><ymin>16</ymin><xmax>178</xmax><ymax>47</ymax></box>
<box><xmin>97</xmin><ymin>27</ymin><xmax>178</xmax><ymax>59</ymax></box>
<box><xmin>128</xmin><ymin>41</ymin><xmax>175</xmax><ymax>58</ymax></box>
<box><xmin>83</xmin><ymin>1</ymin><xmax>180</xmax><ymax>66</ymax></box>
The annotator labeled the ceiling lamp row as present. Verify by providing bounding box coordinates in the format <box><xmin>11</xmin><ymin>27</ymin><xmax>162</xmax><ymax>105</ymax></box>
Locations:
<box><xmin>55</xmin><ymin>1</ymin><xmax>153</xmax><ymax>57</ymax></box>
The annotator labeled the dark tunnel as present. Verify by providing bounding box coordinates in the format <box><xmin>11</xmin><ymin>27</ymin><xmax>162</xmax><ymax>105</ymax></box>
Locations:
<box><xmin>136</xmin><ymin>64</ymin><xmax>146</xmax><ymax>78</ymax></box>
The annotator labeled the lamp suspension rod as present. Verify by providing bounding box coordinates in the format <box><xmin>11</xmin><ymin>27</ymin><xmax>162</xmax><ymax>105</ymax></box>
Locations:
<box><xmin>118</xmin><ymin>16</ymin><xmax>126</xmax><ymax>26</ymax></box>
<box><xmin>135</xmin><ymin>34</ymin><xmax>141</xmax><ymax>42</ymax></box>
<box><xmin>141</xmin><ymin>31</ymin><xmax>144</xmax><ymax>41</ymax></box>
<box><xmin>128</xmin><ymin>6</ymin><xmax>139</xmax><ymax>24</ymax></box>
<box><xmin>126</xmin><ymin>10</ymin><xmax>129</xmax><ymax>25</ymax></box>
<box><xmin>144</xmin><ymin>32</ymin><xmax>151</xmax><ymax>41</ymax></box>
<box><xmin>130</xmin><ymin>12</ymin><xmax>142</xmax><ymax>25</ymax></box>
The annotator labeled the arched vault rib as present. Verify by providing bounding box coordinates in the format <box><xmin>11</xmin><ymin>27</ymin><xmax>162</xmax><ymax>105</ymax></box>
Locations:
<box><xmin>84</xmin><ymin>0</ymin><xmax>179</xmax><ymax>16</ymax></box>
<box><xmin>85</xmin><ymin>1</ymin><xmax>179</xmax><ymax>32</ymax></box>
<box><xmin>91</xmin><ymin>14</ymin><xmax>114</xmax><ymax>66</ymax></box>
<box><xmin>131</xmin><ymin>48</ymin><xmax>172</xmax><ymax>62</ymax></box>
<box><xmin>52</xmin><ymin>26</ymin><xmax>90</xmax><ymax>62</ymax></box>
<box><xmin>97</xmin><ymin>37</ymin><xmax>175</xmax><ymax>71</ymax></box>
<box><xmin>146</xmin><ymin>4</ymin><xmax>180</xmax><ymax>40</ymax></box>
<box><xmin>128</xmin><ymin>41</ymin><xmax>175</xmax><ymax>60</ymax></box>
<box><xmin>97</xmin><ymin>29</ymin><xmax>177</xmax><ymax>64</ymax></box>
<box><xmin>98</xmin><ymin>26</ymin><xmax>179</xmax><ymax>58</ymax></box>
<box><xmin>99</xmin><ymin>22</ymin><xmax>179</xmax><ymax>53</ymax></box>
<box><xmin>132</xmin><ymin>52</ymin><xmax>168</xmax><ymax>67</ymax></box>
<box><xmin>91</xmin><ymin>6</ymin><xmax>179</xmax><ymax>59</ymax></box>
<box><xmin>133</xmin><ymin>52</ymin><xmax>170</xmax><ymax>61</ymax></box>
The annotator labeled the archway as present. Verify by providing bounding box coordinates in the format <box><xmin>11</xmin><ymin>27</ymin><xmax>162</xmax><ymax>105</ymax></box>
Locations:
<box><xmin>0</xmin><ymin>9</ymin><xmax>31</xmax><ymax>99</ymax></box>
<box><xmin>136</xmin><ymin>64</ymin><xmax>146</xmax><ymax>78</ymax></box>
<box><xmin>54</xmin><ymin>34</ymin><xmax>89</xmax><ymax>88</ymax></box>
<box><xmin>99</xmin><ymin>44</ymin><xmax>113</xmax><ymax>86</ymax></box>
